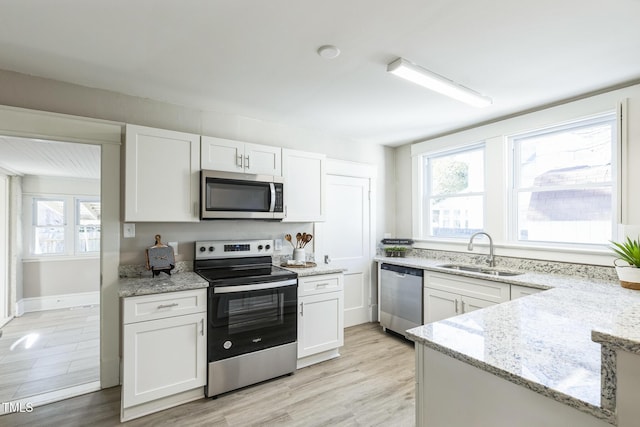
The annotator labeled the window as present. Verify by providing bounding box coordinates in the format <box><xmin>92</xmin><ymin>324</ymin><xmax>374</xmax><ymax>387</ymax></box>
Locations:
<box><xmin>76</xmin><ymin>198</ymin><xmax>100</xmax><ymax>253</ymax></box>
<box><xmin>29</xmin><ymin>196</ymin><xmax>100</xmax><ymax>256</ymax></box>
<box><xmin>511</xmin><ymin>113</ymin><xmax>616</xmax><ymax>246</ymax></box>
<box><xmin>422</xmin><ymin>144</ymin><xmax>485</xmax><ymax>238</ymax></box>
<box><xmin>33</xmin><ymin>198</ymin><xmax>65</xmax><ymax>255</ymax></box>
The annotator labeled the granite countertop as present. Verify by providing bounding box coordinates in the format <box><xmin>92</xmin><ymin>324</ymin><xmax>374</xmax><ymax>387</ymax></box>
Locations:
<box><xmin>118</xmin><ymin>263</ymin><xmax>344</xmax><ymax>298</ymax></box>
<box><xmin>375</xmin><ymin>256</ymin><xmax>640</xmax><ymax>425</ymax></box>
<box><xmin>118</xmin><ymin>271</ymin><xmax>208</xmax><ymax>298</ymax></box>
<box><xmin>278</xmin><ymin>263</ymin><xmax>346</xmax><ymax>277</ymax></box>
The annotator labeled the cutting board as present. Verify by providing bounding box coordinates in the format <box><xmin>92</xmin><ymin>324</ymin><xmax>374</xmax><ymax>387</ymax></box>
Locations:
<box><xmin>145</xmin><ymin>235</ymin><xmax>175</xmax><ymax>276</ymax></box>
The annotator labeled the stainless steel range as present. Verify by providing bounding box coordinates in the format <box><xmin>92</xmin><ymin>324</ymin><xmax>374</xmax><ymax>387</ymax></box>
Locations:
<box><xmin>194</xmin><ymin>239</ymin><xmax>298</xmax><ymax>398</ymax></box>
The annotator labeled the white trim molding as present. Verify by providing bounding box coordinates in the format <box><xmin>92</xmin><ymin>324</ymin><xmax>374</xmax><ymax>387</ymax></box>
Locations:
<box><xmin>17</xmin><ymin>291</ymin><xmax>99</xmax><ymax>314</ymax></box>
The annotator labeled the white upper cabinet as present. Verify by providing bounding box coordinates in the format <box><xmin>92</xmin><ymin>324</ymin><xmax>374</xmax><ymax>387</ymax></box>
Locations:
<box><xmin>124</xmin><ymin>124</ymin><xmax>200</xmax><ymax>222</ymax></box>
<box><xmin>201</xmin><ymin>136</ymin><xmax>282</xmax><ymax>176</ymax></box>
<box><xmin>282</xmin><ymin>149</ymin><xmax>326</xmax><ymax>222</ymax></box>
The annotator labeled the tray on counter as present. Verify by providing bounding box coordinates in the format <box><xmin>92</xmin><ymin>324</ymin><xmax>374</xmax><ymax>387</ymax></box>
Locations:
<box><xmin>281</xmin><ymin>262</ymin><xmax>317</xmax><ymax>268</ymax></box>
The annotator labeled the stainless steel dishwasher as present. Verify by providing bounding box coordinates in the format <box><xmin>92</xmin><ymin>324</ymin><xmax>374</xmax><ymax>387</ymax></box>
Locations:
<box><xmin>379</xmin><ymin>263</ymin><xmax>423</xmax><ymax>337</ymax></box>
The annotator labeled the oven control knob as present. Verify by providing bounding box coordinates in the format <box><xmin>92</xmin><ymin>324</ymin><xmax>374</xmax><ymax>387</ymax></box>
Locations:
<box><xmin>209</xmin><ymin>246</ymin><xmax>215</xmax><ymax>252</ymax></box>
<box><xmin>223</xmin><ymin>340</ymin><xmax>232</xmax><ymax>350</ymax></box>
<box><xmin>258</xmin><ymin>245</ymin><xmax>263</xmax><ymax>250</ymax></box>
<box><xmin>199</xmin><ymin>246</ymin><xmax>206</xmax><ymax>252</ymax></box>
<box><xmin>265</xmin><ymin>244</ymin><xmax>271</xmax><ymax>250</ymax></box>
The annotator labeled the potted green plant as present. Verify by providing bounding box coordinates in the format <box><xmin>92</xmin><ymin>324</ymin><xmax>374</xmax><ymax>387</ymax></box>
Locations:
<box><xmin>385</xmin><ymin>246</ymin><xmax>407</xmax><ymax>258</ymax></box>
<box><xmin>610</xmin><ymin>236</ymin><xmax>640</xmax><ymax>289</ymax></box>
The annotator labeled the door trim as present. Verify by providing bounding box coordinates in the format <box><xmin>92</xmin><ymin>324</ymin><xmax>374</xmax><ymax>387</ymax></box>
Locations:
<box><xmin>0</xmin><ymin>104</ymin><xmax>122</xmax><ymax>389</ymax></box>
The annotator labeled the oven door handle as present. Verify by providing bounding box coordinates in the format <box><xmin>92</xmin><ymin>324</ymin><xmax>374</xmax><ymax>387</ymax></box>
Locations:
<box><xmin>213</xmin><ymin>278</ymin><xmax>297</xmax><ymax>294</ymax></box>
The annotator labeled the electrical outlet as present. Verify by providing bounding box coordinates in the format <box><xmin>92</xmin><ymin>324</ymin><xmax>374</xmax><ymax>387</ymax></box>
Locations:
<box><xmin>275</xmin><ymin>239</ymin><xmax>283</xmax><ymax>251</ymax></box>
<box><xmin>168</xmin><ymin>241</ymin><xmax>178</xmax><ymax>255</ymax></box>
<box><xmin>123</xmin><ymin>223</ymin><xmax>135</xmax><ymax>238</ymax></box>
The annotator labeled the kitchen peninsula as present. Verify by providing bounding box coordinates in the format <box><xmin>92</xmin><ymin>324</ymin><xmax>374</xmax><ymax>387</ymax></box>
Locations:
<box><xmin>376</xmin><ymin>255</ymin><xmax>640</xmax><ymax>427</ymax></box>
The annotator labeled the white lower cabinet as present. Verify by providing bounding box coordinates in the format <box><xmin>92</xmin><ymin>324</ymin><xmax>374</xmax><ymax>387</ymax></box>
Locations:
<box><xmin>424</xmin><ymin>273</ymin><xmax>510</xmax><ymax>323</ymax></box>
<box><xmin>297</xmin><ymin>273</ymin><xmax>344</xmax><ymax>368</ymax></box>
<box><xmin>121</xmin><ymin>289</ymin><xmax>207</xmax><ymax>422</ymax></box>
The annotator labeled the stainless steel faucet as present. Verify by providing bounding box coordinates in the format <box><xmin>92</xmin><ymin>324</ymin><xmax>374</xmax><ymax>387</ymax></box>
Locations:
<box><xmin>468</xmin><ymin>232</ymin><xmax>495</xmax><ymax>267</ymax></box>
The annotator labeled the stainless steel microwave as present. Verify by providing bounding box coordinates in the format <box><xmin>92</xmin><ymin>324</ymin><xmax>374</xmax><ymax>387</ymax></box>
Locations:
<box><xmin>200</xmin><ymin>170</ymin><xmax>284</xmax><ymax>220</ymax></box>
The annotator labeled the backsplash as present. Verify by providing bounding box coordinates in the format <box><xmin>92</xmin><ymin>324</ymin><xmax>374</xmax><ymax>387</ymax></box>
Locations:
<box><xmin>390</xmin><ymin>248</ymin><xmax>618</xmax><ymax>281</ymax></box>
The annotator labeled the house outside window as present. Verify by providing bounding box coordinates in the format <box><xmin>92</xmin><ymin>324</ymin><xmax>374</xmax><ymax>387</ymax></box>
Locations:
<box><xmin>510</xmin><ymin>113</ymin><xmax>616</xmax><ymax>246</ymax></box>
<box><xmin>422</xmin><ymin>144</ymin><xmax>485</xmax><ymax>238</ymax></box>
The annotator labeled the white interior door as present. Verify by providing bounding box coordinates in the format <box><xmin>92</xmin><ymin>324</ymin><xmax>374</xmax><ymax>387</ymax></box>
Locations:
<box><xmin>320</xmin><ymin>174</ymin><xmax>371</xmax><ymax>327</ymax></box>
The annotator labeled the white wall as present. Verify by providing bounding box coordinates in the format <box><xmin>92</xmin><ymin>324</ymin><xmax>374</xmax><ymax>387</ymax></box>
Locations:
<box><xmin>396</xmin><ymin>83</ymin><xmax>640</xmax><ymax>265</ymax></box>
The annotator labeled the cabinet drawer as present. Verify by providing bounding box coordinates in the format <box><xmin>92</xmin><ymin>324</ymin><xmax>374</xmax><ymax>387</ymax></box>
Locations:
<box><xmin>123</xmin><ymin>289</ymin><xmax>207</xmax><ymax>324</ymax></box>
<box><xmin>299</xmin><ymin>274</ymin><xmax>343</xmax><ymax>296</ymax></box>
<box><xmin>424</xmin><ymin>272</ymin><xmax>509</xmax><ymax>304</ymax></box>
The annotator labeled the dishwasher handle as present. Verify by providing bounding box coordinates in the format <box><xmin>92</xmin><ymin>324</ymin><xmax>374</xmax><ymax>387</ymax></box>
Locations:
<box><xmin>381</xmin><ymin>263</ymin><xmax>423</xmax><ymax>277</ymax></box>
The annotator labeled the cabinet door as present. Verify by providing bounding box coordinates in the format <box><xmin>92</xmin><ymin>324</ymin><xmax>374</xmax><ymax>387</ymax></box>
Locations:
<box><xmin>511</xmin><ymin>284</ymin><xmax>543</xmax><ymax>300</ymax></box>
<box><xmin>282</xmin><ymin>149</ymin><xmax>325</xmax><ymax>222</ymax></box>
<box><xmin>122</xmin><ymin>312</ymin><xmax>206</xmax><ymax>408</ymax></box>
<box><xmin>297</xmin><ymin>291</ymin><xmax>344</xmax><ymax>358</ymax></box>
<box><xmin>244</xmin><ymin>142</ymin><xmax>282</xmax><ymax>176</ymax></box>
<box><xmin>125</xmin><ymin>124</ymin><xmax>200</xmax><ymax>221</ymax></box>
<box><xmin>424</xmin><ymin>288</ymin><xmax>459</xmax><ymax>323</ymax></box>
<box><xmin>461</xmin><ymin>295</ymin><xmax>494</xmax><ymax>313</ymax></box>
<box><xmin>200</xmin><ymin>135</ymin><xmax>244</xmax><ymax>173</ymax></box>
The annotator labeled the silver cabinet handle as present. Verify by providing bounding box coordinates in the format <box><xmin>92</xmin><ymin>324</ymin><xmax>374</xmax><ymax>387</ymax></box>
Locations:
<box><xmin>245</xmin><ymin>155</ymin><xmax>250</xmax><ymax>169</ymax></box>
<box><xmin>157</xmin><ymin>303</ymin><xmax>179</xmax><ymax>309</ymax></box>
<box><xmin>454</xmin><ymin>299</ymin><xmax>459</xmax><ymax>313</ymax></box>
<box><xmin>237</xmin><ymin>154</ymin><xmax>243</xmax><ymax>167</ymax></box>
<box><xmin>461</xmin><ymin>301</ymin><xmax>466</xmax><ymax>313</ymax></box>
<box><xmin>200</xmin><ymin>318</ymin><xmax>204</xmax><ymax>336</ymax></box>
<box><xmin>300</xmin><ymin>302</ymin><xmax>304</xmax><ymax>316</ymax></box>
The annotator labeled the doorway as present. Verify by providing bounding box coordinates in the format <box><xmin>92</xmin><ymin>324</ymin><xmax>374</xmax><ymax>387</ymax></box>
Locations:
<box><xmin>0</xmin><ymin>137</ymin><xmax>101</xmax><ymax>410</ymax></box>
<box><xmin>316</xmin><ymin>160</ymin><xmax>375</xmax><ymax>328</ymax></box>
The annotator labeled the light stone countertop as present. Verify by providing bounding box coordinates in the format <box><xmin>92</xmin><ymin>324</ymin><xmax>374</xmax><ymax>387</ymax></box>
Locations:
<box><xmin>118</xmin><ymin>271</ymin><xmax>208</xmax><ymax>298</ymax></box>
<box><xmin>278</xmin><ymin>263</ymin><xmax>346</xmax><ymax>277</ymax></box>
<box><xmin>118</xmin><ymin>263</ymin><xmax>344</xmax><ymax>298</ymax></box>
<box><xmin>375</xmin><ymin>256</ymin><xmax>640</xmax><ymax>425</ymax></box>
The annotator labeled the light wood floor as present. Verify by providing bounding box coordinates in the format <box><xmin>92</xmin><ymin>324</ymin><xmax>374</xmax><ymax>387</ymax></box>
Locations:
<box><xmin>0</xmin><ymin>305</ymin><xmax>100</xmax><ymax>403</ymax></box>
<box><xmin>1</xmin><ymin>322</ymin><xmax>416</xmax><ymax>427</ymax></box>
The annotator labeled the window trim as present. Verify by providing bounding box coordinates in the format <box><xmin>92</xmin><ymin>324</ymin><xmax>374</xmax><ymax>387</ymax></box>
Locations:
<box><xmin>25</xmin><ymin>194</ymin><xmax>100</xmax><ymax>260</ymax></box>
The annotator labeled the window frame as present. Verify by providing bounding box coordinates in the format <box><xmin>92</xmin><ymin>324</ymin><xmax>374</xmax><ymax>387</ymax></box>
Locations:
<box><xmin>419</xmin><ymin>142</ymin><xmax>486</xmax><ymax>240</ymax></box>
<box><xmin>31</xmin><ymin>197</ymin><xmax>67</xmax><ymax>256</ymax></box>
<box><xmin>26</xmin><ymin>194</ymin><xmax>100</xmax><ymax>259</ymax></box>
<box><xmin>508</xmin><ymin>112</ymin><xmax>618</xmax><ymax>249</ymax></box>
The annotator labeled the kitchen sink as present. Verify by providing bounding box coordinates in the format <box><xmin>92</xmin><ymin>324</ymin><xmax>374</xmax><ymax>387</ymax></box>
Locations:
<box><xmin>437</xmin><ymin>264</ymin><xmax>523</xmax><ymax>277</ymax></box>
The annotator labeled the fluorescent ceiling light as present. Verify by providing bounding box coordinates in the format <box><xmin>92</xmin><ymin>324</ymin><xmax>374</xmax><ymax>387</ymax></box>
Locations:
<box><xmin>387</xmin><ymin>58</ymin><xmax>492</xmax><ymax>108</ymax></box>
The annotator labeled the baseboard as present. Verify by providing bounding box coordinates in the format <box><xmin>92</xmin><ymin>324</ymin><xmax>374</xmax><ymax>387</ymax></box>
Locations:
<box><xmin>17</xmin><ymin>291</ymin><xmax>100</xmax><ymax>314</ymax></box>
<box><xmin>0</xmin><ymin>381</ymin><xmax>101</xmax><ymax>416</ymax></box>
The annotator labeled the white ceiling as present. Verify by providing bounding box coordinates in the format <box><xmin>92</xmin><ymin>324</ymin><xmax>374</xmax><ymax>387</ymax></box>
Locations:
<box><xmin>1</xmin><ymin>0</ymin><xmax>640</xmax><ymax>147</ymax></box>
<box><xmin>0</xmin><ymin>136</ymin><xmax>100</xmax><ymax>179</ymax></box>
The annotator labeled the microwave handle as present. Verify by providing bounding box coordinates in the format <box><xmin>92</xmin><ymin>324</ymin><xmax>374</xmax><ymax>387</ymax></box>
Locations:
<box><xmin>269</xmin><ymin>183</ymin><xmax>276</xmax><ymax>212</ymax></box>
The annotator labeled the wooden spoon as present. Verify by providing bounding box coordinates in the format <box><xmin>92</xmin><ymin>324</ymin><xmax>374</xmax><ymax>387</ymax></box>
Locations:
<box><xmin>285</xmin><ymin>234</ymin><xmax>295</xmax><ymax>248</ymax></box>
<box><xmin>302</xmin><ymin>234</ymin><xmax>313</xmax><ymax>248</ymax></box>
<box><xmin>296</xmin><ymin>232</ymin><xmax>302</xmax><ymax>248</ymax></box>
